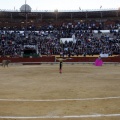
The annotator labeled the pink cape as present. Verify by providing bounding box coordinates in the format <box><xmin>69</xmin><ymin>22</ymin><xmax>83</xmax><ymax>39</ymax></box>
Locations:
<box><xmin>94</xmin><ymin>58</ymin><xmax>103</xmax><ymax>66</ymax></box>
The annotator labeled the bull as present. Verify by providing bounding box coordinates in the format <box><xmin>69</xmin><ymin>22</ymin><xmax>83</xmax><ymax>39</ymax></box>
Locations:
<box><xmin>2</xmin><ymin>60</ymin><xmax>11</xmax><ymax>67</ymax></box>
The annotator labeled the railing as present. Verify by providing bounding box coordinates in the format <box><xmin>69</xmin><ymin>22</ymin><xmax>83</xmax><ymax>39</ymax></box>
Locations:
<box><xmin>0</xmin><ymin>56</ymin><xmax>119</xmax><ymax>63</ymax></box>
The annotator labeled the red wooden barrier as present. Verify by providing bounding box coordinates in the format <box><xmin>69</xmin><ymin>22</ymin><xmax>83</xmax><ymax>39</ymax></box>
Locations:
<box><xmin>56</xmin><ymin>57</ymin><xmax>120</xmax><ymax>62</ymax></box>
<box><xmin>0</xmin><ymin>56</ymin><xmax>55</xmax><ymax>63</ymax></box>
<box><xmin>0</xmin><ymin>56</ymin><xmax>119</xmax><ymax>63</ymax></box>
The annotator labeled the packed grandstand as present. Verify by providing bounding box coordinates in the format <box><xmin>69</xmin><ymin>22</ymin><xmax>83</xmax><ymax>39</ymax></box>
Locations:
<box><xmin>0</xmin><ymin>4</ymin><xmax>120</xmax><ymax>58</ymax></box>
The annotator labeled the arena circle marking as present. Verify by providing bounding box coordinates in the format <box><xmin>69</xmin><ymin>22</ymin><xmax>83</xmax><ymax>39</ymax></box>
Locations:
<box><xmin>0</xmin><ymin>114</ymin><xmax>120</xmax><ymax>119</ymax></box>
<box><xmin>0</xmin><ymin>96</ymin><xmax>120</xmax><ymax>119</ymax></box>
<box><xmin>0</xmin><ymin>96</ymin><xmax>120</xmax><ymax>102</ymax></box>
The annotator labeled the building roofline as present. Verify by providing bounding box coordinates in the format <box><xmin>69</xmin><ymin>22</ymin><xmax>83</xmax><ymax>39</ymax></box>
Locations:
<box><xmin>0</xmin><ymin>8</ymin><xmax>119</xmax><ymax>13</ymax></box>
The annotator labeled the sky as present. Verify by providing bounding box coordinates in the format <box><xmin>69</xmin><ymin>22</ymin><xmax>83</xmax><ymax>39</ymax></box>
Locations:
<box><xmin>0</xmin><ymin>0</ymin><xmax>120</xmax><ymax>11</ymax></box>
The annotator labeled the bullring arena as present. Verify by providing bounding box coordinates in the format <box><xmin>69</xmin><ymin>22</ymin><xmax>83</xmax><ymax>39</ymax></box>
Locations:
<box><xmin>0</xmin><ymin>56</ymin><xmax>120</xmax><ymax>120</ymax></box>
<box><xmin>0</xmin><ymin>1</ymin><xmax>120</xmax><ymax>119</ymax></box>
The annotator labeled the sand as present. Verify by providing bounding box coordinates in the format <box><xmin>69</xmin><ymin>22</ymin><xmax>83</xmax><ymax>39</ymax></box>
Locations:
<box><xmin>0</xmin><ymin>64</ymin><xmax>120</xmax><ymax>120</ymax></box>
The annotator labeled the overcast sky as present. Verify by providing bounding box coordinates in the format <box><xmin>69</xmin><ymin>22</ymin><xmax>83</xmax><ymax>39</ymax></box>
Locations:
<box><xmin>0</xmin><ymin>0</ymin><xmax>120</xmax><ymax>11</ymax></box>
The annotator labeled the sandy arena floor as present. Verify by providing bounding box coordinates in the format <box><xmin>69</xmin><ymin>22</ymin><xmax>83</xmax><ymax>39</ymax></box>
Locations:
<box><xmin>0</xmin><ymin>64</ymin><xmax>120</xmax><ymax>120</ymax></box>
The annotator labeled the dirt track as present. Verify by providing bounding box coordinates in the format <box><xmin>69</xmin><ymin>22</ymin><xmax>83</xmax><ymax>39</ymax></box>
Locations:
<box><xmin>0</xmin><ymin>64</ymin><xmax>120</xmax><ymax>120</ymax></box>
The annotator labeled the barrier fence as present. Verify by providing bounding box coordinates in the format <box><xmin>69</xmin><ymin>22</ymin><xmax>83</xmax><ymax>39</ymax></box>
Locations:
<box><xmin>0</xmin><ymin>56</ymin><xmax>119</xmax><ymax>64</ymax></box>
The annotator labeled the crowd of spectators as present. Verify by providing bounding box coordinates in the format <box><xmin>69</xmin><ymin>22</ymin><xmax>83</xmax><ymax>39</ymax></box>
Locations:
<box><xmin>0</xmin><ymin>21</ymin><xmax>120</xmax><ymax>57</ymax></box>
